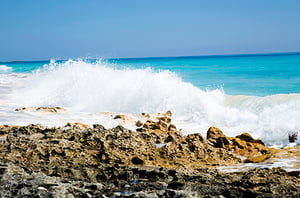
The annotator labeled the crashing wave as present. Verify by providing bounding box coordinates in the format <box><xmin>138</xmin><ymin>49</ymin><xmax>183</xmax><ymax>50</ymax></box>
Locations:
<box><xmin>5</xmin><ymin>59</ymin><xmax>300</xmax><ymax>146</ymax></box>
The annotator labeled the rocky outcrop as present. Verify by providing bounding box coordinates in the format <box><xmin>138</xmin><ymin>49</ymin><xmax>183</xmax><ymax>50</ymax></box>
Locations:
<box><xmin>65</xmin><ymin>122</ymin><xmax>90</xmax><ymax>130</ymax></box>
<box><xmin>235</xmin><ymin>132</ymin><xmax>265</xmax><ymax>145</ymax></box>
<box><xmin>0</xmin><ymin>124</ymin><xmax>241</xmax><ymax>171</ymax></box>
<box><xmin>112</xmin><ymin>111</ymin><xmax>177</xmax><ymax>131</ymax></box>
<box><xmin>288</xmin><ymin>132</ymin><xmax>298</xmax><ymax>143</ymax></box>
<box><xmin>137</xmin><ymin>110</ymin><xmax>177</xmax><ymax>133</ymax></box>
<box><xmin>207</xmin><ymin>127</ymin><xmax>271</xmax><ymax>162</ymax></box>
<box><xmin>15</xmin><ymin>107</ymin><xmax>67</xmax><ymax>113</ymax></box>
<box><xmin>0</xmin><ymin>124</ymin><xmax>299</xmax><ymax>197</ymax></box>
<box><xmin>0</xmin><ymin>161</ymin><xmax>299</xmax><ymax>197</ymax></box>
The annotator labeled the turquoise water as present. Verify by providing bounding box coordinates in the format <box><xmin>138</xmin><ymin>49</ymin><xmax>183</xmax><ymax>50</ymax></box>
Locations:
<box><xmin>2</xmin><ymin>53</ymin><xmax>300</xmax><ymax>96</ymax></box>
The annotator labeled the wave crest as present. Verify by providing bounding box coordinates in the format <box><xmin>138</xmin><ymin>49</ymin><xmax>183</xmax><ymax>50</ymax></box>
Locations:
<box><xmin>9</xmin><ymin>59</ymin><xmax>300</xmax><ymax>145</ymax></box>
<box><xmin>0</xmin><ymin>65</ymin><xmax>12</xmax><ymax>73</ymax></box>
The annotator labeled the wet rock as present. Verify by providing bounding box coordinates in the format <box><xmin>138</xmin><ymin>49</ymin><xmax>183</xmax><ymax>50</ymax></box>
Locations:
<box><xmin>136</xmin><ymin>120</ymin><xmax>143</xmax><ymax>127</ymax></box>
<box><xmin>131</xmin><ymin>157</ymin><xmax>144</xmax><ymax>165</ymax></box>
<box><xmin>112</xmin><ymin>113</ymin><xmax>139</xmax><ymax>128</ymax></box>
<box><xmin>113</xmin><ymin>114</ymin><xmax>125</xmax><ymax>120</ymax></box>
<box><xmin>137</xmin><ymin>111</ymin><xmax>177</xmax><ymax>134</ymax></box>
<box><xmin>207</xmin><ymin>127</ymin><xmax>268</xmax><ymax>162</ymax></box>
<box><xmin>141</xmin><ymin>112</ymin><xmax>151</xmax><ymax>118</ymax></box>
<box><xmin>236</xmin><ymin>132</ymin><xmax>265</xmax><ymax>146</ymax></box>
<box><xmin>15</xmin><ymin>107</ymin><xmax>67</xmax><ymax>113</ymax></box>
<box><xmin>65</xmin><ymin>122</ymin><xmax>90</xmax><ymax>130</ymax></box>
<box><xmin>246</xmin><ymin>145</ymin><xmax>300</xmax><ymax>165</ymax></box>
<box><xmin>288</xmin><ymin>132</ymin><xmax>298</xmax><ymax>143</ymax></box>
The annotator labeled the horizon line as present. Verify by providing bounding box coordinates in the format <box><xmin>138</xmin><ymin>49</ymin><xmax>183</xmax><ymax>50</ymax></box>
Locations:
<box><xmin>1</xmin><ymin>51</ymin><xmax>300</xmax><ymax>63</ymax></box>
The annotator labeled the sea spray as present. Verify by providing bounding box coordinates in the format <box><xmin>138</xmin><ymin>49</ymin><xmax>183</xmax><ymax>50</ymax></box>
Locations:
<box><xmin>10</xmin><ymin>59</ymin><xmax>224</xmax><ymax>114</ymax></box>
<box><xmin>3</xmin><ymin>59</ymin><xmax>300</xmax><ymax>146</ymax></box>
<box><xmin>0</xmin><ymin>65</ymin><xmax>12</xmax><ymax>73</ymax></box>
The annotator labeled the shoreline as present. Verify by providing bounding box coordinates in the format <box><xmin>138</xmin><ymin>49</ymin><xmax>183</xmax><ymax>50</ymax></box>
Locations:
<box><xmin>0</xmin><ymin>112</ymin><xmax>299</xmax><ymax>197</ymax></box>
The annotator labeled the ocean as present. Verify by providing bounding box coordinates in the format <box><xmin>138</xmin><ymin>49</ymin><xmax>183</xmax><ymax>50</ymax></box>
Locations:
<box><xmin>0</xmin><ymin>53</ymin><xmax>300</xmax><ymax>147</ymax></box>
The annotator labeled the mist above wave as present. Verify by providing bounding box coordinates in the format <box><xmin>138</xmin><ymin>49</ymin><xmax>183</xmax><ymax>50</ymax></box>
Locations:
<box><xmin>8</xmin><ymin>59</ymin><xmax>300</xmax><ymax>145</ymax></box>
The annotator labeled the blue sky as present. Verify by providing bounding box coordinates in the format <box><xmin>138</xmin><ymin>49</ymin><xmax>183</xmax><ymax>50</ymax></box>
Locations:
<box><xmin>1</xmin><ymin>0</ymin><xmax>300</xmax><ymax>61</ymax></box>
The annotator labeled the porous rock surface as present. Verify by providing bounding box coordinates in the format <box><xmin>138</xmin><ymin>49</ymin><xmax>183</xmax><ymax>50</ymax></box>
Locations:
<box><xmin>207</xmin><ymin>127</ymin><xmax>273</xmax><ymax>163</ymax></box>
<box><xmin>0</xmin><ymin>122</ymin><xmax>299</xmax><ymax>197</ymax></box>
<box><xmin>0</xmin><ymin>124</ymin><xmax>240</xmax><ymax>170</ymax></box>
<box><xmin>0</xmin><ymin>161</ymin><xmax>299</xmax><ymax>198</ymax></box>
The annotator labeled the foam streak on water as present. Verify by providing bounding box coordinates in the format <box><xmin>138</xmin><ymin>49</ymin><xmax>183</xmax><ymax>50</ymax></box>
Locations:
<box><xmin>0</xmin><ymin>59</ymin><xmax>300</xmax><ymax>146</ymax></box>
<box><xmin>0</xmin><ymin>65</ymin><xmax>12</xmax><ymax>73</ymax></box>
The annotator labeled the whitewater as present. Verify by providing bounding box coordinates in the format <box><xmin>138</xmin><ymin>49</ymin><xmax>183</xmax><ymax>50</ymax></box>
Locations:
<box><xmin>0</xmin><ymin>57</ymin><xmax>299</xmax><ymax>147</ymax></box>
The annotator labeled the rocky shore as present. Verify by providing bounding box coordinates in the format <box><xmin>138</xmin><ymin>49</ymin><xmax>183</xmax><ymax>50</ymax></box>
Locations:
<box><xmin>0</xmin><ymin>111</ymin><xmax>299</xmax><ymax>197</ymax></box>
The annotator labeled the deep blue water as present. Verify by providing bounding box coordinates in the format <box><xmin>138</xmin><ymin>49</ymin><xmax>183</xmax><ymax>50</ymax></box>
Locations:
<box><xmin>2</xmin><ymin>53</ymin><xmax>300</xmax><ymax>96</ymax></box>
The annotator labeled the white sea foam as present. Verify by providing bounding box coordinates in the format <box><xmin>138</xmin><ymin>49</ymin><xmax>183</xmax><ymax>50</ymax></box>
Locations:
<box><xmin>2</xmin><ymin>59</ymin><xmax>300</xmax><ymax>146</ymax></box>
<box><xmin>0</xmin><ymin>65</ymin><xmax>12</xmax><ymax>73</ymax></box>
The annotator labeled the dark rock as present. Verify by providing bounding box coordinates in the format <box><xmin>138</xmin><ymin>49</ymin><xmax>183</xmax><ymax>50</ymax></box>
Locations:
<box><xmin>288</xmin><ymin>132</ymin><xmax>298</xmax><ymax>143</ymax></box>
<box><xmin>167</xmin><ymin>181</ymin><xmax>185</xmax><ymax>190</ymax></box>
<box><xmin>136</xmin><ymin>120</ymin><xmax>143</xmax><ymax>127</ymax></box>
<box><xmin>131</xmin><ymin>157</ymin><xmax>144</xmax><ymax>165</ymax></box>
<box><xmin>236</xmin><ymin>132</ymin><xmax>265</xmax><ymax>146</ymax></box>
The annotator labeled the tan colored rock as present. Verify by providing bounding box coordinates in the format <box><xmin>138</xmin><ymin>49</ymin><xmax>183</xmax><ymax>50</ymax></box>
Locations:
<box><xmin>207</xmin><ymin>126</ymin><xmax>268</xmax><ymax>162</ymax></box>
<box><xmin>15</xmin><ymin>107</ymin><xmax>67</xmax><ymax>113</ymax></box>
<box><xmin>112</xmin><ymin>113</ymin><xmax>138</xmax><ymax>127</ymax></box>
<box><xmin>245</xmin><ymin>154</ymin><xmax>271</xmax><ymax>163</ymax></box>
<box><xmin>141</xmin><ymin>110</ymin><xmax>172</xmax><ymax>121</ymax></box>
<box><xmin>246</xmin><ymin>146</ymin><xmax>300</xmax><ymax>164</ymax></box>
<box><xmin>168</xmin><ymin>123</ymin><xmax>177</xmax><ymax>132</ymax></box>
<box><xmin>236</xmin><ymin>132</ymin><xmax>265</xmax><ymax>146</ymax></box>
<box><xmin>141</xmin><ymin>112</ymin><xmax>151</xmax><ymax>118</ymax></box>
<box><xmin>0</xmin><ymin>125</ymin><xmax>19</xmax><ymax>128</ymax></box>
<box><xmin>65</xmin><ymin>122</ymin><xmax>89</xmax><ymax>130</ymax></box>
<box><xmin>207</xmin><ymin>126</ymin><xmax>226</xmax><ymax>139</ymax></box>
<box><xmin>29</xmin><ymin>133</ymin><xmax>45</xmax><ymax>140</ymax></box>
<box><xmin>113</xmin><ymin>114</ymin><xmax>125</xmax><ymax>119</ymax></box>
<box><xmin>0</xmin><ymin>124</ymin><xmax>241</xmax><ymax>170</ymax></box>
<box><xmin>137</xmin><ymin>111</ymin><xmax>177</xmax><ymax>134</ymax></box>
